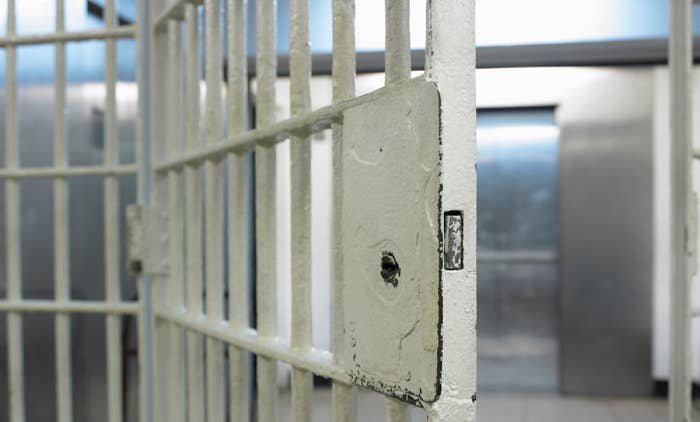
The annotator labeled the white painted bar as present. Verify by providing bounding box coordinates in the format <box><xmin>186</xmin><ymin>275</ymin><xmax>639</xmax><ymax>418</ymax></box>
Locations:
<box><xmin>226</xmin><ymin>0</ymin><xmax>251</xmax><ymax>420</ymax></box>
<box><xmin>0</xmin><ymin>164</ymin><xmax>138</xmax><ymax>178</ymax></box>
<box><xmin>255</xmin><ymin>0</ymin><xmax>279</xmax><ymax>421</ymax></box>
<box><xmin>136</xmin><ymin>0</ymin><xmax>155</xmax><ymax>420</ymax></box>
<box><xmin>424</xmin><ymin>0</ymin><xmax>477</xmax><ymax>420</ymax></box>
<box><xmin>166</xmin><ymin>19</ymin><xmax>187</xmax><ymax>422</ymax></box>
<box><xmin>384</xmin><ymin>2</ymin><xmax>411</xmax><ymax>416</ymax></box>
<box><xmin>154</xmin><ymin>0</ymin><xmax>189</xmax><ymax>31</ymax></box>
<box><xmin>669</xmin><ymin>0</ymin><xmax>693</xmax><ymax>420</ymax></box>
<box><xmin>0</xmin><ymin>26</ymin><xmax>135</xmax><ymax>46</ymax></box>
<box><xmin>156</xmin><ymin>307</ymin><xmax>350</xmax><ymax>382</ymax></box>
<box><xmin>183</xmin><ymin>4</ymin><xmax>206</xmax><ymax>422</ymax></box>
<box><xmin>289</xmin><ymin>0</ymin><xmax>313</xmax><ymax>419</ymax></box>
<box><xmin>331</xmin><ymin>0</ymin><xmax>357</xmax><ymax>420</ymax></box>
<box><xmin>155</xmin><ymin>77</ymin><xmax>428</xmax><ymax>173</ymax></box>
<box><xmin>103</xmin><ymin>2</ymin><xmax>123</xmax><ymax>421</ymax></box>
<box><xmin>0</xmin><ymin>300</ymin><xmax>140</xmax><ymax>314</ymax></box>
<box><xmin>204</xmin><ymin>1</ymin><xmax>226</xmax><ymax>422</ymax></box>
<box><xmin>4</xmin><ymin>1</ymin><xmax>25</xmax><ymax>421</ymax></box>
<box><xmin>53</xmin><ymin>2</ymin><xmax>73</xmax><ymax>420</ymax></box>
<box><xmin>384</xmin><ymin>0</ymin><xmax>410</xmax><ymax>86</ymax></box>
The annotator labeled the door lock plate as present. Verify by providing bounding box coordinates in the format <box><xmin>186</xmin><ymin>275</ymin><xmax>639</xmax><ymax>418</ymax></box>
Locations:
<box><xmin>342</xmin><ymin>80</ymin><xmax>442</xmax><ymax>404</ymax></box>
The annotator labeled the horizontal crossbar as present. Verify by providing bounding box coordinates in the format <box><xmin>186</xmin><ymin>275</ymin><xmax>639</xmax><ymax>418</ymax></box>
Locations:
<box><xmin>155</xmin><ymin>77</ymin><xmax>427</xmax><ymax>173</ymax></box>
<box><xmin>156</xmin><ymin>306</ymin><xmax>351</xmax><ymax>383</ymax></box>
<box><xmin>0</xmin><ymin>26</ymin><xmax>136</xmax><ymax>47</ymax></box>
<box><xmin>0</xmin><ymin>300</ymin><xmax>140</xmax><ymax>315</ymax></box>
<box><xmin>0</xmin><ymin>164</ymin><xmax>138</xmax><ymax>179</ymax></box>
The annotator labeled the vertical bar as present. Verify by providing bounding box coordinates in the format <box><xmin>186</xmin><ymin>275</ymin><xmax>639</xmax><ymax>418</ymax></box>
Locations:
<box><xmin>226</xmin><ymin>0</ymin><xmax>250</xmax><ymax>421</ymax></box>
<box><xmin>289</xmin><ymin>0</ymin><xmax>313</xmax><ymax>420</ymax></box>
<box><xmin>136</xmin><ymin>0</ymin><xmax>154</xmax><ymax>420</ymax></box>
<box><xmin>4</xmin><ymin>1</ymin><xmax>25</xmax><ymax>421</ymax></box>
<box><xmin>54</xmin><ymin>1</ymin><xmax>73</xmax><ymax>421</ymax></box>
<box><xmin>103</xmin><ymin>1</ymin><xmax>123</xmax><ymax>422</ymax></box>
<box><xmin>204</xmin><ymin>1</ymin><xmax>225</xmax><ymax>422</ymax></box>
<box><xmin>669</xmin><ymin>0</ymin><xmax>693</xmax><ymax>420</ymax></box>
<box><xmin>424</xmin><ymin>0</ymin><xmax>477</xmax><ymax>420</ymax></box>
<box><xmin>183</xmin><ymin>4</ymin><xmax>206</xmax><ymax>422</ymax></box>
<box><xmin>255</xmin><ymin>1</ymin><xmax>279</xmax><ymax>421</ymax></box>
<box><xmin>166</xmin><ymin>19</ymin><xmax>186</xmax><ymax>422</ymax></box>
<box><xmin>331</xmin><ymin>0</ymin><xmax>357</xmax><ymax>421</ymax></box>
<box><xmin>384</xmin><ymin>0</ymin><xmax>410</xmax><ymax>86</ymax></box>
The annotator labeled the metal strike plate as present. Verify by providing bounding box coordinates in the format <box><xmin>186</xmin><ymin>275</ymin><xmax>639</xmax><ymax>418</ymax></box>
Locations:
<box><xmin>126</xmin><ymin>204</ymin><xmax>169</xmax><ymax>276</ymax></box>
<box><xmin>342</xmin><ymin>80</ymin><xmax>441</xmax><ymax>404</ymax></box>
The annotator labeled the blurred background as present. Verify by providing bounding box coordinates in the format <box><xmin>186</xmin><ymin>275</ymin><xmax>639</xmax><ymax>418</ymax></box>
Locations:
<box><xmin>2</xmin><ymin>0</ymin><xmax>700</xmax><ymax>420</ymax></box>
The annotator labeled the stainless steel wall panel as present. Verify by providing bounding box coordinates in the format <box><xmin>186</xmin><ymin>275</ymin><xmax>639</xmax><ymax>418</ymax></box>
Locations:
<box><xmin>558</xmin><ymin>68</ymin><xmax>654</xmax><ymax>396</ymax></box>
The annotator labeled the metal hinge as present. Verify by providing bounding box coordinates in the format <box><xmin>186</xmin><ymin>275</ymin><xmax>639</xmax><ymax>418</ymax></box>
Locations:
<box><xmin>126</xmin><ymin>204</ymin><xmax>169</xmax><ymax>276</ymax></box>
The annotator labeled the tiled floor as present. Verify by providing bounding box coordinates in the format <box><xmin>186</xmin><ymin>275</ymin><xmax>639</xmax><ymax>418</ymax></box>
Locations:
<box><xmin>279</xmin><ymin>388</ymin><xmax>698</xmax><ymax>421</ymax></box>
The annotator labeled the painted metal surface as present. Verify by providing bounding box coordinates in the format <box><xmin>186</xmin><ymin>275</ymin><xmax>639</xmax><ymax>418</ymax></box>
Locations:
<box><xmin>0</xmin><ymin>0</ymin><xmax>476</xmax><ymax>420</ymax></box>
<box><xmin>341</xmin><ymin>80</ymin><xmax>441</xmax><ymax>404</ymax></box>
<box><xmin>150</xmin><ymin>0</ymin><xmax>475</xmax><ymax>420</ymax></box>
<box><xmin>424</xmin><ymin>0</ymin><xmax>478</xmax><ymax>420</ymax></box>
<box><xmin>669</xmin><ymin>0</ymin><xmax>694</xmax><ymax>420</ymax></box>
<box><xmin>0</xmin><ymin>1</ymin><xmax>144</xmax><ymax>421</ymax></box>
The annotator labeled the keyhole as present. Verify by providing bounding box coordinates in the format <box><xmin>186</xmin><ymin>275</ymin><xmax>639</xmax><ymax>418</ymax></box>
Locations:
<box><xmin>380</xmin><ymin>251</ymin><xmax>400</xmax><ymax>287</ymax></box>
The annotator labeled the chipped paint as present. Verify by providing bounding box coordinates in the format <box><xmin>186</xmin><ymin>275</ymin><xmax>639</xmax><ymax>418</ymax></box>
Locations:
<box><xmin>424</xmin><ymin>0</ymin><xmax>477</xmax><ymax>420</ymax></box>
<box><xmin>342</xmin><ymin>80</ymin><xmax>442</xmax><ymax>403</ymax></box>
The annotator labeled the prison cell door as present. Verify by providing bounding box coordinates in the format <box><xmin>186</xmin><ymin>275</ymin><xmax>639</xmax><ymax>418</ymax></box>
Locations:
<box><xmin>0</xmin><ymin>0</ymin><xmax>152</xmax><ymax>421</ymax></box>
<box><xmin>141</xmin><ymin>1</ymin><xmax>476</xmax><ymax>421</ymax></box>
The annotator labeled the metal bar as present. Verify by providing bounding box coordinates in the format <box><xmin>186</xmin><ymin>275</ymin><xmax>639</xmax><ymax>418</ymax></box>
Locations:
<box><xmin>0</xmin><ymin>26</ymin><xmax>136</xmax><ymax>46</ymax></box>
<box><xmin>669</xmin><ymin>0</ymin><xmax>694</xmax><ymax>421</ymax></box>
<box><xmin>183</xmin><ymin>4</ymin><xmax>206</xmax><ymax>422</ymax></box>
<box><xmin>204</xmin><ymin>1</ymin><xmax>226</xmax><ymax>421</ymax></box>
<box><xmin>154</xmin><ymin>77</ymin><xmax>428</xmax><ymax>173</ymax></box>
<box><xmin>331</xmin><ymin>0</ymin><xmax>357</xmax><ymax>420</ymax></box>
<box><xmin>255</xmin><ymin>0</ymin><xmax>279</xmax><ymax>421</ymax></box>
<box><xmin>226</xmin><ymin>0</ymin><xmax>250</xmax><ymax>420</ymax></box>
<box><xmin>0</xmin><ymin>300</ymin><xmax>140</xmax><ymax>314</ymax></box>
<box><xmin>384</xmin><ymin>1</ymin><xmax>410</xmax><ymax>416</ymax></box>
<box><xmin>154</xmin><ymin>0</ymin><xmax>189</xmax><ymax>31</ymax></box>
<box><xmin>103</xmin><ymin>2</ymin><xmax>122</xmax><ymax>421</ymax></box>
<box><xmin>262</xmin><ymin>36</ymin><xmax>700</xmax><ymax>76</ymax></box>
<box><xmin>4</xmin><ymin>1</ymin><xmax>25</xmax><ymax>421</ymax></box>
<box><xmin>166</xmin><ymin>19</ymin><xmax>187</xmax><ymax>422</ymax></box>
<box><xmin>424</xmin><ymin>0</ymin><xmax>477</xmax><ymax>420</ymax></box>
<box><xmin>289</xmin><ymin>0</ymin><xmax>313</xmax><ymax>420</ymax></box>
<box><xmin>156</xmin><ymin>308</ymin><xmax>351</xmax><ymax>382</ymax></box>
<box><xmin>53</xmin><ymin>2</ymin><xmax>73</xmax><ymax>420</ymax></box>
<box><xmin>384</xmin><ymin>0</ymin><xmax>410</xmax><ymax>85</ymax></box>
<box><xmin>136</xmin><ymin>0</ymin><xmax>155</xmax><ymax>421</ymax></box>
<box><xmin>0</xmin><ymin>164</ymin><xmax>138</xmax><ymax>179</ymax></box>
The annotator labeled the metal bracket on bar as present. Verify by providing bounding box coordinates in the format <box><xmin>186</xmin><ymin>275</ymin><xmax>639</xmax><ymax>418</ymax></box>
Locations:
<box><xmin>126</xmin><ymin>204</ymin><xmax>169</xmax><ymax>276</ymax></box>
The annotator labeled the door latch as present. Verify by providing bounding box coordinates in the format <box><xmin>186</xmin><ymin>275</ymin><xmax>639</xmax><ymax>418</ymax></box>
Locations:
<box><xmin>126</xmin><ymin>204</ymin><xmax>169</xmax><ymax>276</ymax></box>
